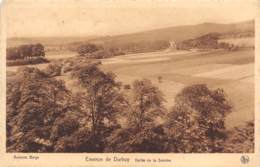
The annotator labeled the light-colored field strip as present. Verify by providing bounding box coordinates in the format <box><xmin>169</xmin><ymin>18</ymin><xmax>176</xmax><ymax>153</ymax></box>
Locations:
<box><xmin>102</xmin><ymin>57</ymin><xmax>171</xmax><ymax>65</ymax></box>
<box><xmin>193</xmin><ymin>63</ymin><xmax>254</xmax><ymax>80</ymax></box>
<box><xmin>7</xmin><ymin>63</ymin><xmax>49</xmax><ymax>72</ymax></box>
<box><xmin>102</xmin><ymin>50</ymin><xmax>254</xmax><ymax>129</ymax></box>
<box><xmin>169</xmin><ymin>64</ymin><xmax>231</xmax><ymax>75</ymax></box>
<box><xmin>118</xmin><ymin>50</ymin><xmax>191</xmax><ymax>59</ymax></box>
<box><xmin>46</xmin><ymin>52</ymin><xmax>76</xmax><ymax>60</ymax></box>
<box><xmin>101</xmin><ymin>50</ymin><xmax>197</xmax><ymax>65</ymax></box>
<box><xmin>113</xmin><ymin>73</ymin><xmax>186</xmax><ymax>109</ymax></box>
<box><xmin>220</xmin><ymin>82</ymin><xmax>254</xmax><ymax>129</ymax></box>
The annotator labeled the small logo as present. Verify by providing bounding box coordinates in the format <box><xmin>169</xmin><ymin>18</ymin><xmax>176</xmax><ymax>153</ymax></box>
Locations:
<box><xmin>240</xmin><ymin>155</ymin><xmax>250</xmax><ymax>164</ymax></box>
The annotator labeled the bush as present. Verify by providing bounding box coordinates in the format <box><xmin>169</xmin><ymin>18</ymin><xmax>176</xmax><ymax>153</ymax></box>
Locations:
<box><xmin>44</xmin><ymin>63</ymin><xmax>62</xmax><ymax>77</ymax></box>
<box><xmin>224</xmin><ymin>121</ymin><xmax>254</xmax><ymax>153</ymax></box>
<box><xmin>77</xmin><ymin>43</ymin><xmax>100</xmax><ymax>56</ymax></box>
<box><xmin>124</xmin><ymin>84</ymin><xmax>131</xmax><ymax>90</ymax></box>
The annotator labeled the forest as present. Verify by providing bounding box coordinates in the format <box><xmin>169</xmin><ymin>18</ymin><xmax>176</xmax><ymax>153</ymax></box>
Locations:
<box><xmin>176</xmin><ymin>33</ymin><xmax>238</xmax><ymax>50</ymax></box>
<box><xmin>6</xmin><ymin>56</ymin><xmax>254</xmax><ymax>153</ymax></box>
<box><xmin>7</xmin><ymin>43</ymin><xmax>45</xmax><ymax>60</ymax></box>
<box><xmin>6</xmin><ymin>44</ymin><xmax>48</xmax><ymax>66</ymax></box>
<box><xmin>70</xmin><ymin>40</ymin><xmax>170</xmax><ymax>58</ymax></box>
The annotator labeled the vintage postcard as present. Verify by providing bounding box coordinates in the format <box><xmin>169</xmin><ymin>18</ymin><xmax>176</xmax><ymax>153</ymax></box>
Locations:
<box><xmin>0</xmin><ymin>0</ymin><xmax>259</xmax><ymax>166</ymax></box>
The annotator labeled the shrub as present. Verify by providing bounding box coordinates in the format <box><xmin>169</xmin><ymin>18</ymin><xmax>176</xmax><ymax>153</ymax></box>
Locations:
<box><xmin>77</xmin><ymin>43</ymin><xmax>100</xmax><ymax>56</ymax></box>
<box><xmin>44</xmin><ymin>63</ymin><xmax>62</xmax><ymax>77</ymax></box>
<box><xmin>224</xmin><ymin>121</ymin><xmax>254</xmax><ymax>153</ymax></box>
<box><xmin>124</xmin><ymin>84</ymin><xmax>131</xmax><ymax>90</ymax></box>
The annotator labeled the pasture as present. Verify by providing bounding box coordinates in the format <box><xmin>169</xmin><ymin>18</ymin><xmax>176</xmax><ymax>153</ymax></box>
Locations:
<box><xmin>101</xmin><ymin>49</ymin><xmax>254</xmax><ymax>129</ymax></box>
<box><xmin>6</xmin><ymin>48</ymin><xmax>254</xmax><ymax>129</ymax></box>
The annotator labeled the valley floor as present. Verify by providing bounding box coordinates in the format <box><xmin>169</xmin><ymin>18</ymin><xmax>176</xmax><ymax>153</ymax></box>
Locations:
<box><xmin>6</xmin><ymin>49</ymin><xmax>254</xmax><ymax>129</ymax></box>
<box><xmin>100</xmin><ymin>49</ymin><xmax>254</xmax><ymax>129</ymax></box>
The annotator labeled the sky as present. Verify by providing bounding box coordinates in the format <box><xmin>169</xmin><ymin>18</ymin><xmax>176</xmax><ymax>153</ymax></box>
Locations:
<box><xmin>5</xmin><ymin>0</ymin><xmax>257</xmax><ymax>38</ymax></box>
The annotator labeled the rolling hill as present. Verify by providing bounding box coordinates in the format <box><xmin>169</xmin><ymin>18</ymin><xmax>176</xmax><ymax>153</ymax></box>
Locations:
<box><xmin>88</xmin><ymin>20</ymin><xmax>254</xmax><ymax>45</ymax></box>
<box><xmin>7</xmin><ymin>20</ymin><xmax>254</xmax><ymax>52</ymax></box>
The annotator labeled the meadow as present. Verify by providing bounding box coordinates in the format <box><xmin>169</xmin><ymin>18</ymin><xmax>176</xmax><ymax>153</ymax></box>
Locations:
<box><xmin>6</xmin><ymin>47</ymin><xmax>254</xmax><ymax>130</ymax></box>
<box><xmin>100</xmin><ymin>49</ymin><xmax>254</xmax><ymax>129</ymax></box>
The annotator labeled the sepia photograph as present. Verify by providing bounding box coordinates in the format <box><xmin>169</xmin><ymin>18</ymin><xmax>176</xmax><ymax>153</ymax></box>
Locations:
<box><xmin>4</xmin><ymin>0</ymin><xmax>256</xmax><ymax>154</ymax></box>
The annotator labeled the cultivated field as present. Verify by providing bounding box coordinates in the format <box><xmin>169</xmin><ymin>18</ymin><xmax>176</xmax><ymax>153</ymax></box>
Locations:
<box><xmin>6</xmin><ymin>49</ymin><xmax>254</xmax><ymax>129</ymax></box>
<box><xmin>101</xmin><ymin>49</ymin><xmax>254</xmax><ymax>129</ymax></box>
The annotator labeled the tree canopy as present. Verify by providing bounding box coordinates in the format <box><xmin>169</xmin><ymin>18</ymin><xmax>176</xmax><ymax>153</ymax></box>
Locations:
<box><xmin>7</xmin><ymin>43</ymin><xmax>45</xmax><ymax>60</ymax></box>
<box><xmin>6</xmin><ymin>63</ymin><xmax>252</xmax><ymax>153</ymax></box>
<box><xmin>165</xmin><ymin>84</ymin><xmax>233</xmax><ymax>152</ymax></box>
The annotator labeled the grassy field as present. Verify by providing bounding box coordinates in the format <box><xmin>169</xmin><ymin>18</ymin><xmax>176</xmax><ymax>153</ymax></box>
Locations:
<box><xmin>6</xmin><ymin>48</ymin><xmax>254</xmax><ymax>129</ymax></box>
<box><xmin>101</xmin><ymin>49</ymin><xmax>254</xmax><ymax>129</ymax></box>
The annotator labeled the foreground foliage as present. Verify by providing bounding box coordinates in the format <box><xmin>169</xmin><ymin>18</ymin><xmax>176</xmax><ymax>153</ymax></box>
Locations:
<box><xmin>165</xmin><ymin>84</ymin><xmax>232</xmax><ymax>152</ymax></box>
<box><xmin>6</xmin><ymin>60</ymin><xmax>254</xmax><ymax>153</ymax></box>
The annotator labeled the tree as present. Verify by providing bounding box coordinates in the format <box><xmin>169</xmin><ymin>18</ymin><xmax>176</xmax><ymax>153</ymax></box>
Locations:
<box><xmin>224</xmin><ymin>121</ymin><xmax>254</xmax><ymax>153</ymax></box>
<box><xmin>18</xmin><ymin>44</ymin><xmax>33</xmax><ymax>59</ymax></box>
<box><xmin>44</xmin><ymin>63</ymin><xmax>62</xmax><ymax>77</ymax></box>
<box><xmin>107</xmin><ymin>79</ymin><xmax>168</xmax><ymax>153</ymax></box>
<box><xmin>165</xmin><ymin>84</ymin><xmax>233</xmax><ymax>153</ymax></box>
<box><xmin>32</xmin><ymin>43</ymin><xmax>45</xmax><ymax>57</ymax></box>
<box><xmin>107</xmin><ymin>124</ymin><xmax>168</xmax><ymax>153</ymax></box>
<box><xmin>71</xmin><ymin>62</ymin><xmax>127</xmax><ymax>151</ymax></box>
<box><xmin>7</xmin><ymin>63</ymin><xmax>127</xmax><ymax>153</ymax></box>
<box><xmin>158</xmin><ymin>76</ymin><xmax>163</xmax><ymax>83</ymax></box>
<box><xmin>7</xmin><ymin>43</ymin><xmax>45</xmax><ymax>60</ymax></box>
<box><xmin>130</xmin><ymin>79</ymin><xmax>165</xmax><ymax>131</ymax></box>
<box><xmin>77</xmin><ymin>43</ymin><xmax>100</xmax><ymax>56</ymax></box>
<box><xmin>7</xmin><ymin>47</ymin><xmax>21</xmax><ymax>60</ymax></box>
<box><xmin>6</xmin><ymin>67</ymin><xmax>78</xmax><ymax>152</ymax></box>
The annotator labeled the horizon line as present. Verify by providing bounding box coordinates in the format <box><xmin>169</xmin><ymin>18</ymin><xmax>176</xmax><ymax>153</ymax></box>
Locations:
<box><xmin>7</xmin><ymin>19</ymin><xmax>254</xmax><ymax>39</ymax></box>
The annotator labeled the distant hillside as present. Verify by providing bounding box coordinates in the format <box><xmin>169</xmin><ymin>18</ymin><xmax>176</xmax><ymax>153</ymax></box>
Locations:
<box><xmin>89</xmin><ymin>20</ymin><xmax>254</xmax><ymax>45</ymax></box>
<box><xmin>69</xmin><ymin>20</ymin><xmax>253</xmax><ymax>54</ymax></box>
<box><xmin>7</xmin><ymin>20</ymin><xmax>254</xmax><ymax>54</ymax></box>
<box><xmin>7</xmin><ymin>36</ymin><xmax>99</xmax><ymax>52</ymax></box>
<box><xmin>175</xmin><ymin>33</ymin><xmax>249</xmax><ymax>51</ymax></box>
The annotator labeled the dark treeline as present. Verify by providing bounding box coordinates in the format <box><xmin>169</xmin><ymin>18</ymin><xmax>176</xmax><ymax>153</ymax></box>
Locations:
<box><xmin>112</xmin><ymin>40</ymin><xmax>170</xmax><ymax>54</ymax></box>
<box><xmin>6</xmin><ymin>58</ymin><xmax>254</xmax><ymax>153</ymax></box>
<box><xmin>70</xmin><ymin>40</ymin><xmax>170</xmax><ymax>59</ymax></box>
<box><xmin>6</xmin><ymin>43</ymin><xmax>48</xmax><ymax>66</ymax></box>
<box><xmin>7</xmin><ymin>43</ymin><xmax>45</xmax><ymax>60</ymax></box>
<box><xmin>76</xmin><ymin>43</ymin><xmax>125</xmax><ymax>59</ymax></box>
<box><xmin>176</xmin><ymin>33</ymin><xmax>238</xmax><ymax>51</ymax></box>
